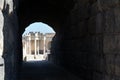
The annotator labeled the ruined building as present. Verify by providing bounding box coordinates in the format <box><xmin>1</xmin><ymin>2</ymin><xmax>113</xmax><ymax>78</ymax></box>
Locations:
<box><xmin>0</xmin><ymin>0</ymin><xmax>120</xmax><ymax>80</ymax></box>
<box><xmin>22</xmin><ymin>32</ymin><xmax>55</xmax><ymax>61</ymax></box>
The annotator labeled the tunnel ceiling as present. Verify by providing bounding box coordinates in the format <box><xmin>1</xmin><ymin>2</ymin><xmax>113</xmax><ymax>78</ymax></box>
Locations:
<box><xmin>18</xmin><ymin>0</ymin><xmax>75</xmax><ymax>33</ymax></box>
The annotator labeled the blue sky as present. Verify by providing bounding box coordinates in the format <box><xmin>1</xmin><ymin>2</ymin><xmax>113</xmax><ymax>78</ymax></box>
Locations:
<box><xmin>23</xmin><ymin>22</ymin><xmax>55</xmax><ymax>35</ymax></box>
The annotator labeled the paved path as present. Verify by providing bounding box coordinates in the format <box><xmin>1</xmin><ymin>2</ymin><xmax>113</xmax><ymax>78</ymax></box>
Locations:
<box><xmin>20</xmin><ymin>61</ymin><xmax>81</xmax><ymax>80</ymax></box>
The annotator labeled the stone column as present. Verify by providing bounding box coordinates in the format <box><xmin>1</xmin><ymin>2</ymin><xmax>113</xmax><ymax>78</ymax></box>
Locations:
<box><xmin>35</xmin><ymin>34</ymin><xmax>37</xmax><ymax>56</ymax></box>
<box><xmin>29</xmin><ymin>35</ymin><xmax>31</xmax><ymax>55</ymax></box>
<box><xmin>36</xmin><ymin>34</ymin><xmax>39</xmax><ymax>55</ymax></box>
<box><xmin>37</xmin><ymin>39</ymin><xmax>39</xmax><ymax>55</ymax></box>
<box><xmin>37</xmin><ymin>34</ymin><xmax>39</xmax><ymax>55</ymax></box>
<box><xmin>43</xmin><ymin>36</ymin><xmax>46</xmax><ymax>55</ymax></box>
<box><xmin>26</xmin><ymin>35</ymin><xmax>29</xmax><ymax>54</ymax></box>
<box><xmin>24</xmin><ymin>38</ymin><xmax>27</xmax><ymax>55</ymax></box>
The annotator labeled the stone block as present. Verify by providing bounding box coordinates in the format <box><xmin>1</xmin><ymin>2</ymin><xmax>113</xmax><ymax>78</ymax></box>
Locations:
<box><xmin>77</xmin><ymin>21</ymin><xmax>88</xmax><ymax>36</ymax></box>
<box><xmin>71</xmin><ymin>1</ymin><xmax>90</xmax><ymax>21</ymax></box>
<box><xmin>114</xmin><ymin>55</ymin><xmax>120</xmax><ymax>76</ymax></box>
<box><xmin>89</xmin><ymin>7</ymin><xmax>120</xmax><ymax>34</ymax></box>
<box><xmin>88</xmin><ymin>16</ymin><xmax>96</xmax><ymax>34</ymax></box>
<box><xmin>104</xmin><ymin>75</ymin><xmax>113</xmax><ymax>80</ymax></box>
<box><xmin>93</xmin><ymin>35</ymin><xmax>103</xmax><ymax>53</ymax></box>
<box><xmin>95</xmin><ymin>7</ymin><xmax>120</xmax><ymax>33</ymax></box>
<box><xmin>89</xmin><ymin>54</ymin><xmax>116</xmax><ymax>75</ymax></box>
<box><xmin>114</xmin><ymin>76</ymin><xmax>120</xmax><ymax>80</ymax></box>
<box><xmin>114</xmin><ymin>7</ymin><xmax>120</xmax><ymax>33</ymax></box>
<box><xmin>115</xmin><ymin>54</ymin><xmax>120</xmax><ymax>65</ymax></box>
<box><xmin>96</xmin><ymin>13</ymin><xmax>104</xmax><ymax>33</ymax></box>
<box><xmin>93</xmin><ymin>72</ymin><xmax>105</xmax><ymax>80</ymax></box>
<box><xmin>88</xmin><ymin>14</ymin><xmax>104</xmax><ymax>34</ymax></box>
<box><xmin>93</xmin><ymin>72</ymin><xmax>114</xmax><ymax>80</ymax></box>
<box><xmin>89</xmin><ymin>54</ymin><xmax>105</xmax><ymax>72</ymax></box>
<box><xmin>104</xmin><ymin>54</ymin><xmax>115</xmax><ymax>74</ymax></box>
<box><xmin>115</xmin><ymin>65</ymin><xmax>120</xmax><ymax>76</ymax></box>
<box><xmin>97</xmin><ymin>0</ymin><xmax>119</xmax><ymax>10</ymax></box>
<box><xmin>90</xmin><ymin>2</ymin><xmax>99</xmax><ymax>16</ymax></box>
<box><xmin>103</xmin><ymin>9</ymin><xmax>115</xmax><ymax>33</ymax></box>
<box><xmin>77</xmin><ymin>0</ymin><xmax>89</xmax><ymax>6</ymax></box>
<box><xmin>103</xmin><ymin>34</ymin><xmax>120</xmax><ymax>53</ymax></box>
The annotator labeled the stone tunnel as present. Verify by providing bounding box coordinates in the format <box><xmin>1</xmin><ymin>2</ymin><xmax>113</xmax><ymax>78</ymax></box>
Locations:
<box><xmin>0</xmin><ymin>0</ymin><xmax>120</xmax><ymax>80</ymax></box>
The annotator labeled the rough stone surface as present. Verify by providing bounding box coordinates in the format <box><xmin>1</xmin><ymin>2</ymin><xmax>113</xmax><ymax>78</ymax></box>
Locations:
<box><xmin>4</xmin><ymin>0</ymin><xmax>13</xmax><ymax>14</ymax></box>
<box><xmin>0</xmin><ymin>10</ymin><xmax>4</xmax><ymax>56</ymax></box>
<box><xmin>0</xmin><ymin>57</ymin><xmax>4</xmax><ymax>80</ymax></box>
<box><xmin>51</xmin><ymin>0</ymin><xmax>120</xmax><ymax>80</ymax></box>
<box><xmin>2</xmin><ymin>0</ymin><xmax>19</xmax><ymax>80</ymax></box>
<box><xmin>0</xmin><ymin>8</ymin><xmax>4</xmax><ymax>80</ymax></box>
<box><xmin>2</xmin><ymin>0</ymin><xmax>120</xmax><ymax>80</ymax></box>
<box><xmin>0</xmin><ymin>0</ymin><xmax>4</xmax><ymax>10</ymax></box>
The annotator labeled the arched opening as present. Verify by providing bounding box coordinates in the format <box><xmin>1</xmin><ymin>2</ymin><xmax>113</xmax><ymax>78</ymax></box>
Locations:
<box><xmin>17</xmin><ymin>0</ymin><xmax>81</xmax><ymax>80</ymax></box>
<box><xmin>2</xmin><ymin>0</ymin><xmax>120</xmax><ymax>80</ymax></box>
<box><xmin>22</xmin><ymin>22</ymin><xmax>55</xmax><ymax>61</ymax></box>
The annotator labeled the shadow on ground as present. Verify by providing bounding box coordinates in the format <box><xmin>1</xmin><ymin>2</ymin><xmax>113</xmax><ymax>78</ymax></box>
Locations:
<box><xmin>20</xmin><ymin>60</ymin><xmax>81</xmax><ymax>80</ymax></box>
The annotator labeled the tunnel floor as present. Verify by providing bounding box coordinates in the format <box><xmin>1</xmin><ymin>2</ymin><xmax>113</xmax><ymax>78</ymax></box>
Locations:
<box><xmin>20</xmin><ymin>61</ymin><xmax>81</xmax><ymax>80</ymax></box>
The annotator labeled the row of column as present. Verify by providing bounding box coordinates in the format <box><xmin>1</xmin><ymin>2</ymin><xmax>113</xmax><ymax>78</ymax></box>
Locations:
<box><xmin>23</xmin><ymin>34</ymin><xmax>46</xmax><ymax>56</ymax></box>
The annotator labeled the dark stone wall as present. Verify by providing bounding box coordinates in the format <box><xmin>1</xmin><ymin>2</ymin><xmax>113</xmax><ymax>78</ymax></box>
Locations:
<box><xmin>51</xmin><ymin>0</ymin><xmax>120</xmax><ymax>80</ymax></box>
<box><xmin>2</xmin><ymin>0</ymin><xmax>21</xmax><ymax>80</ymax></box>
<box><xmin>2</xmin><ymin>0</ymin><xmax>120</xmax><ymax>80</ymax></box>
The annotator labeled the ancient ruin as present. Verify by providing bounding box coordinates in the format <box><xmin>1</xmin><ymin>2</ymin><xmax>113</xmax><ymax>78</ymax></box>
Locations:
<box><xmin>1</xmin><ymin>0</ymin><xmax>120</xmax><ymax>80</ymax></box>
<box><xmin>22</xmin><ymin>32</ymin><xmax>55</xmax><ymax>61</ymax></box>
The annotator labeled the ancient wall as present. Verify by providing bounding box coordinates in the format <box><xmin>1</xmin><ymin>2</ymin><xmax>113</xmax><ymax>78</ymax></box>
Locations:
<box><xmin>1</xmin><ymin>0</ymin><xmax>20</xmax><ymax>80</ymax></box>
<box><xmin>51</xmin><ymin>0</ymin><xmax>120</xmax><ymax>80</ymax></box>
<box><xmin>0</xmin><ymin>0</ymin><xmax>5</xmax><ymax>80</ymax></box>
<box><xmin>1</xmin><ymin>0</ymin><xmax>120</xmax><ymax>80</ymax></box>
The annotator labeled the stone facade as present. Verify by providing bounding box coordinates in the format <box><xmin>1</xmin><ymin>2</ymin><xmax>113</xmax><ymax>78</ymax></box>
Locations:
<box><xmin>22</xmin><ymin>32</ymin><xmax>55</xmax><ymax>61</ymax></box>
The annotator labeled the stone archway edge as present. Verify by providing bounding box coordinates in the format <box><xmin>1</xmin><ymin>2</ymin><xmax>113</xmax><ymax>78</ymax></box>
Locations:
<box><xmin>0</xmin><ymin>0</ymin><xmax>4</xmax><ymax>80</ymax></box>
